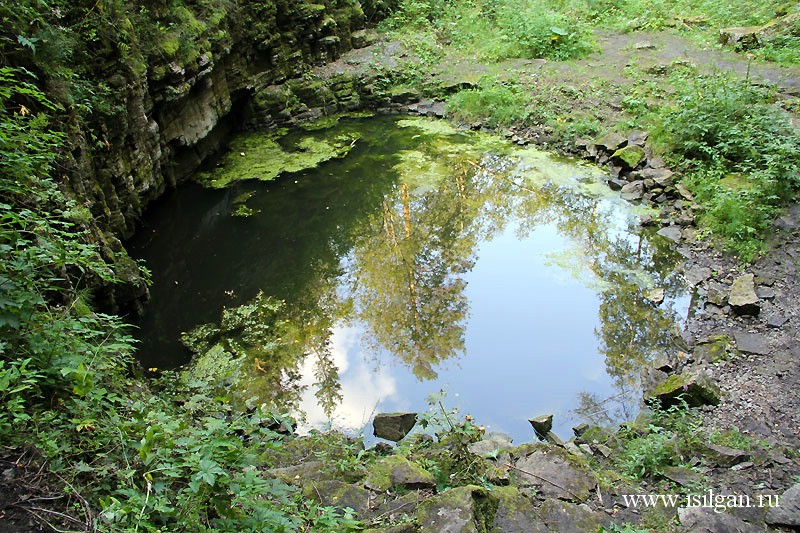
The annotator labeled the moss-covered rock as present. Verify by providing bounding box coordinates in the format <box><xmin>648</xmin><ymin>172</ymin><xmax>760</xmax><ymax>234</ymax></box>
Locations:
<box><xmin>365</xmin><ymin>455</ymin><xmax>436</xmax><ymax>492</ymax></box>
<box><xmin>417</xmin><ymin>485</ymin><xmax>498</xmax><ymax>533</ymax></box>
<box><xmin>647</xmin><ymin>368</ymin><xmax>721</xmax><ymax>407</ymax></box>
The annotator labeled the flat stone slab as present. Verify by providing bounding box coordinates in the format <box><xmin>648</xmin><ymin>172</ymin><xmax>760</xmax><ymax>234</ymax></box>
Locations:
<box><xmin>679</xmin><ymin>505</ymin><xmax>764</xmax><ymax>532</ymax></box>
<box><xmin>733</xmin><ymin>331</ymin><xmax>770</xmax><ymax>355</ymax></box>
<box><xmin>684</xmin><ymin>266</ymin><xmax>712</xmax><ymax>286</ymax></box>
<box><xmin>513</xmin><ymin>448</ymin><xmax>597</xmax><ymax>502</ymax></box>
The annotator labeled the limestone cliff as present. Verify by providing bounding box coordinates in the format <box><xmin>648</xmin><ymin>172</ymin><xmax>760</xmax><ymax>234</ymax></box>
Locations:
<box><xmin>11</xmin><ymin>1</ymin><xmax>393</xmax><ymax>310</ymax></box>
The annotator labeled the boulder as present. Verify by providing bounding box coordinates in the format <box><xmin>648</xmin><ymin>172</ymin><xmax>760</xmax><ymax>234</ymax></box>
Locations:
<box><xmin>693</xmin><ymin>335</ymin><xmax>732</xmax><ymax>364</ymax></box>
<box><xmin>467</xmin><ymin>432</ymin><xmax>514</xmax><ymax>458</ymax></box>
<box><xmin>491</xmin><ymin>486</ymin><xmax>550</xmax><ymax>533</ymax></box>
<box><xmin>594</xmin><ymin>132</ymin><xmax>627</xmax><ymax>152</ymax></box>
<box><xmin>729</xmin><ymin>274</ymin><xmax>760</xmax><ymax>316</ymax></box>
<box><xmin>528</xmin><ymin>414</ymin><xmax>554</xmax><ymax>438</ymax></box>
<box><xmin>701</xmin><ymin>443</ymin><xmax>750</xmax><ymax>468</ymax></box>
<box><xmin>620</xmin><ymin>180</ymin><xmax>644</xmax><ymax>201</ymax></box>
<box><xmin>513</xmin><ymin>448</ymin><xmax>597</xmax><ymax>501</ymax></box>
<box><xmin>302</xmin><ymin>480</ymin><xmax>371</xmax><ymax>515</ymax></box>
<box><xmin>417</xmin><ymin>485</ymin><xmax>494</xmax><ymax>533</ymax></box>
<box><xmin>719</xmin><ymin>26</ymin><xmax>761</xmax><ymax>49</ymax></box>
<box><xmin>364</xmin><ymin>455</ymin><xmax>436</xmax><ymax>492</ymax></box>
<box><xmin>373</xmin><ymin>412</ymin><xmax>417</xmax><ymax>441</ymax></box>
<box><xmin>539</xmin><ymin>499</ymin><xmax>609</xmax><ymax>532</ymax></box>
<box><xmin>766</xmin><ymin>483</ymin><xmax>800</xmax><ymax>527</ymax></box>
<box><xmin>647</xmin><ymin>368</ymin><xmax>721</xmax><ymax>407</ymax></box>
<box><xmin>611</xmin><ymin>145</ymin><xmax>647</xmax><ymax>169</ymax></box>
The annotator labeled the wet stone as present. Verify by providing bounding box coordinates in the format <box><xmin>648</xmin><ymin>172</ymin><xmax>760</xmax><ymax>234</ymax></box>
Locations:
<box><xmin>657</xmin><ymin>225</ymin><xmax>683</xmax><ymax>243</ymax></box>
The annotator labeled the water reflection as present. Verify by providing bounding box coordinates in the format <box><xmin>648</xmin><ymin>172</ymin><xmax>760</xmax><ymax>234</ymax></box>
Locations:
<box><xmin>128</xmin><ymin>116</ymin><xmax>688</xmax><ymax>441</ymax></box>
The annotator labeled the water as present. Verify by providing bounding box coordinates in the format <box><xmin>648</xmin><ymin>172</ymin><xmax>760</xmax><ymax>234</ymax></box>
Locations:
<box><xmin>127</xmin><ymin>115</ymin><xmax>689</xmax><ymax>443</ymax></box>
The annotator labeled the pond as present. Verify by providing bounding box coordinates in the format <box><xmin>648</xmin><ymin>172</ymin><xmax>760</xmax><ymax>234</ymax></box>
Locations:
<box><xmin>127</xmin><ymin>115</ymin><xmax>689</xmax><ymax>443</ymax></box>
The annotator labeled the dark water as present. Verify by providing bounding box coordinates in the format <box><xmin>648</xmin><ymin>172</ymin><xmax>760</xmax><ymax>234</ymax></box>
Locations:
<box><xmin>127</xmin><ymin>115</ymin><xmax>688</xmax><ymax>443</ymax></box>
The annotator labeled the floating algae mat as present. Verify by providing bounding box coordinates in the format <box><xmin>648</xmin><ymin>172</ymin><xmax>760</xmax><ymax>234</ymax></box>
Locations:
<box><xmin>129</xmin><ymin>115</ymin><xmax>689</xmax><ymax>442</ymax></box>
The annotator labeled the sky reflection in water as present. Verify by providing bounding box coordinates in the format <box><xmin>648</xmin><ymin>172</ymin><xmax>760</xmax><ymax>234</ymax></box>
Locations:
<box><xmin>128</xmin><ymin>116</ymin><xmax>689</xmax><ymax>443</ymax></box>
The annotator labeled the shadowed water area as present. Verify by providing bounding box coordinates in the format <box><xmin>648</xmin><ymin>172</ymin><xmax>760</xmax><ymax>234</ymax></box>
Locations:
<box><xmin>128</xmin><ymin>115</ymin><xmax>689</xmax><ymax>442</ymax></box>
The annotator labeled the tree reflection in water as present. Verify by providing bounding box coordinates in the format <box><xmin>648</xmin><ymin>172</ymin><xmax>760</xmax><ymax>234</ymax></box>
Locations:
<box><xmin>177</xmin><ymin>117</ymin><xmax>687</xmax><ymax>430</ymax></box>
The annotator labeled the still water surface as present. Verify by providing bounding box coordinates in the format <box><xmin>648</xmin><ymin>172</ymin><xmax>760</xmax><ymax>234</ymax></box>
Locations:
<box><xmin>128</xmin><ymin>116</ymin><xmax>688</xmax><ymax>442</ymax></box>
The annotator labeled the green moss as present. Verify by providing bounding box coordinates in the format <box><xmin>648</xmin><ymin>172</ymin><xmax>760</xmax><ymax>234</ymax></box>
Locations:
<box><xmin>196</xmin><ymin>131</ymin><xmax>359</xmax><ymax>188</ymax></box>
<box><xmin>160</xmin><ymin>35</ymin><xmax>181</xmax><ymax>57</ymax></box>
<box><xmin>364</xmin><ymin>455</ymin><xmax>435</xmax><ymax>492</ymax></box>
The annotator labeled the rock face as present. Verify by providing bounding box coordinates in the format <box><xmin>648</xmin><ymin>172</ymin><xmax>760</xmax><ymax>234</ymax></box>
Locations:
<box><xmin>729</xmin><ymin>274</ymin><xmax>761</xmax><ymax>316</ymax></box>
<box><xmin>373</xmin><ymin>412</ymin><xmax>418</xmax><ymax>442</ymax></box>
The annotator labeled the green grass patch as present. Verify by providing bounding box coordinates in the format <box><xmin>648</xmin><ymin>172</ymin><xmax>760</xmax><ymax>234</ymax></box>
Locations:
<box><xmin>446</xmin><ymin>78</ymin><xmax>532</xmax><ymax>127</ymax></box>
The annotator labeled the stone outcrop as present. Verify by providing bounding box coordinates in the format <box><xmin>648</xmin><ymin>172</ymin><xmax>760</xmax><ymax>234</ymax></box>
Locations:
<box><xmin>57</xmin><ymin>1</ymin><xmax>395</xmax><ymax>310</ymax></box>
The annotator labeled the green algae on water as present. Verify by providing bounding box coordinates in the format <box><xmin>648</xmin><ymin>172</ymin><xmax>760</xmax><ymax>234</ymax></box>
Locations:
<box><xmin>196</xmin><ymin>131</ymin><xmax>359</xmax><ymax>188</ymax></box>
